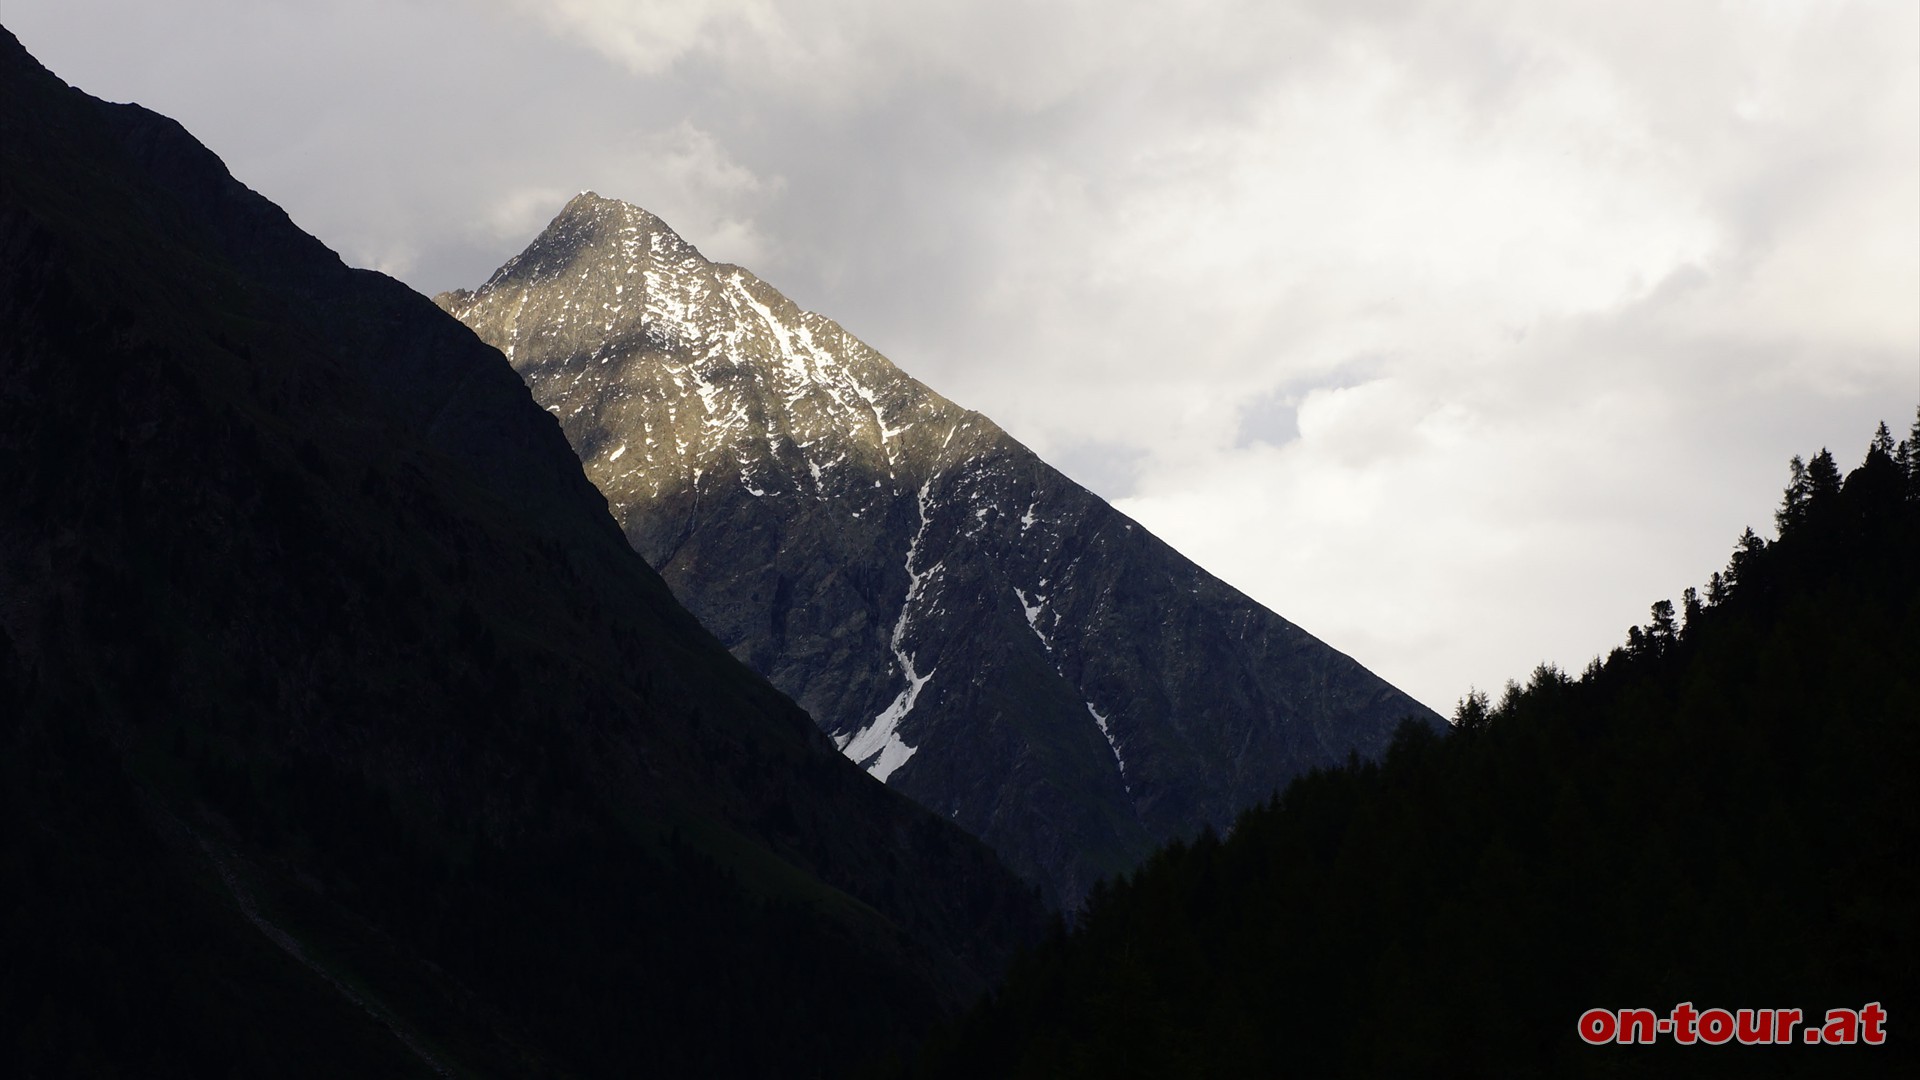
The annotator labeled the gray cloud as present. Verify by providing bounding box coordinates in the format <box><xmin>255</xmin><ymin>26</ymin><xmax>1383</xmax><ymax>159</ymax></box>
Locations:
<box><xmin>8</xmin><ymin>0</ymin><xmax>1914</xmax><ymax>711</ymax></box>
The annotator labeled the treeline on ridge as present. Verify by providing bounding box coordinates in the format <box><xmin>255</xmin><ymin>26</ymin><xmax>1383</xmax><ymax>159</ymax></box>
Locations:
<box><xmin>903</xmin><ymin>414</ymin><xmax>1920</xmax><ymax>1078</ymax></box>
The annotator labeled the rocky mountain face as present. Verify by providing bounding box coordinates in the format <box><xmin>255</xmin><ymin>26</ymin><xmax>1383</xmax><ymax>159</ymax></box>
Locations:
<box><xmin>1</xmin><ymin>30</ymin><xmax>1042</xmax><ymax>1078</ymax></box>
<box><xmin>441</xmin><ymin>194</ymin><xmax>1441</xmax><ymax>908</ymax></box>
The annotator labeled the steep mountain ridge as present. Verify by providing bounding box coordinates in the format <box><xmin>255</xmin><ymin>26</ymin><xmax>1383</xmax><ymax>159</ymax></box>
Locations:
<box><xmin>441</xmin><ymin>194</ymin><xmax>1439</xmax><ymax>907</ymax></box>
<box><xmin>1</xmin><ymin>29</ymin><xmax>1041</xmax><ymax>1077</ymax></box>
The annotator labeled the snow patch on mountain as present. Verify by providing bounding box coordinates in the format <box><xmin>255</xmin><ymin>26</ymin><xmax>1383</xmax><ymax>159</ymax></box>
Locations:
<box><xmin>838</xmin><ymin>477</ymin><xmax>946</xmax><ymax>782</ymax></box>
<box><xmin>1088</xmin><ymin>703</ymin><xmax>1130</xmax><ymax>794</ymax></box>
<box><xmin>1014</xmin><ymin>587</ymin><xmax>1051</xmax><ymax>651</ymax></box>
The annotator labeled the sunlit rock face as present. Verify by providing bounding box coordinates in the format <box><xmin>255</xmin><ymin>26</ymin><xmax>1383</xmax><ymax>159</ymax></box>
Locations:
<box><xmin>441</xmin><ymin>193</ymin><xmax>1438</xmax><ymax>908</ymax></box>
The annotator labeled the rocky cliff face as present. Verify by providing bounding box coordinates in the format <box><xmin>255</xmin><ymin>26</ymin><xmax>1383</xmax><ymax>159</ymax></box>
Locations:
<box><xmin>441</xmin><ymin>194</ymin><xmax>1439</xmax><ymax>907</ymax></box>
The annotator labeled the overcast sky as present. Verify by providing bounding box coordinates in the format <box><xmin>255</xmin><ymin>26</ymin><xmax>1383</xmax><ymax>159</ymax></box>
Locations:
<box><xmin>10</xmin><ymin>1</ymin><xmax>1915</xmax><ymax>713</ymax></box>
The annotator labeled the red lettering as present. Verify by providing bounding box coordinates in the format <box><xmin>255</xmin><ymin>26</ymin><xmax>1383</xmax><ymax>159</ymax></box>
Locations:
<box><xmin>1821</xmin><ymin>1008</ymin><xmax>1859</xmax><ymax>1045</ymax></box>
<box><xmin>1698</xmin><ymin>1008</ymin><xmax>1735</xmax><ymax>1045</ymax></box>
<box><xmin>1861</xmin><ymin>1002</ymin><xmax>1887</xmax><ymax>1045</ymax></box>
<box><xmin>1671</xmin><ymin>1002</ymin><xmax>1699</xmax><ymax>1045</ymax></box>
<box><xmin>1618</xmin><ymin>1008</ymin><xmax>1657</xmax><ymax>1044</ymax></box>
<box><xmin>1575</xmin><ymin>1003</ymin><xmax>1879</xmax><ymax>1048</ymax></box>
<box><xmin>1578</xmin><ymin>1009</ymin><xmax>1616</xmax><ymax>1045</ymax></box>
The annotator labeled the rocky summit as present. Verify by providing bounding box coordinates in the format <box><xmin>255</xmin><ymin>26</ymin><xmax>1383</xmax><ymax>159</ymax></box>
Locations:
<box><xmin>440</xmin><ymin>194</ymin><xmax>1440</xmax><ymax>908</ymax></box>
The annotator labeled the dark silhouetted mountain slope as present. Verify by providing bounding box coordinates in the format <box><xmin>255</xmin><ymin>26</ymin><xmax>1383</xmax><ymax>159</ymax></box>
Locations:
<box><xmin>440</xmin><ymin>195</ymin><xmax>1440</xmax><ymax>909</ymax></box>
<box><xmin>906</xmin><ymin>422</ymin><xmax>1920</xmax><ymax>1078</ymax></box>
<box><xmin>0</xmin><ymin>27</ymin><xmax>1042</xmax><ymax>1078</ymax></box>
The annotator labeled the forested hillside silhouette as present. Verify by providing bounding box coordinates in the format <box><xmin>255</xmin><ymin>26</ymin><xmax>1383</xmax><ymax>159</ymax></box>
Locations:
<box><xmin>910</xmin><ymin>414</ymin><xmax>1920</xmax><ymax>1078</ymax></box>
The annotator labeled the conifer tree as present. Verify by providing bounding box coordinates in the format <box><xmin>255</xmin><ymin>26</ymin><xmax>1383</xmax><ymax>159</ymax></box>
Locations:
<box><xmin>1526</xmin><ymin>662</ymin><xmax>1569</xmax><ymax>693</ymax></box>
<box><xmin>1845</xmin><ymin>420</ymin><xmax>1908</xmax><ymax>516</ymax></box>
<box><xmin>1626</xmin><ymin>624</ymin><xmax>1649</xmax><ymax>660</ymax></box>
<box><xmin>1452</xmin><ymin>688</ymin><xmax>1492</xmax><ymax>734</ymax></box>
<box><xmin>1681</xmin><ymin>587</ymin><xmax>1702</xmax><ymax>634</ymax></box>
<box><xmin>1727</xmin><ymin>527</ymin><xmax>1766</xmax><ymax>585</ymax></box>
<box><xmin>1777</xmin><ymin>454</ymin><xmax>1811</xmax><ymax>534</ymax></box>
<box><xmin>1901</xmin><ymin>406</ymin><xmax>1920</xmax><ymax>501</ymax></box>
<box><xmin>1806</xmin><ymin>449</ymin><xmax>1842</xmax><ymax>505</ymax></box>
<box><xmin>1870</xmin><ymin>421</ymin><xmax>1895</xmax><ymax>459</ymax></box>
<box><xmin>1648</xmin><ymin>599</ymin><xmax>1677</xmax><ymax>653</ymax></box>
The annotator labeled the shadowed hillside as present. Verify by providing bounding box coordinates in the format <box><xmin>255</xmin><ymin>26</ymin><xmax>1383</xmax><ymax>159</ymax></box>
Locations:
<box><xmin>909</xmin><ymin>418</ymin><xmax>1919</xmax><ymax>1078</ymax></box>
<box><xmin>0</xmin><ymin>27</ymin><xmax>1043</xmax><ymax>1078</ymax></box>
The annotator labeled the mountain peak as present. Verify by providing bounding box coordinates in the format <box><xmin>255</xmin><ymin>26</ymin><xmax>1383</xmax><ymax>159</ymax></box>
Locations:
<box><xmin>464</xmin><ymin>192</ymin><xmax>700</xmax><ymax>299</ymax></box>
<box><xmin>445</xmin><ymin>200</ymin><xmax>1439</xmax><ymax>908</ymax></box>
<box><xmin>439</xmin><ymin>196</ymin><xmax>963</xmax><ymax>501</ymax></box>
<box><xmin>560</xmin><ymin>189</ymin><xmax>665</xmax><ymax>231</ymax></box>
